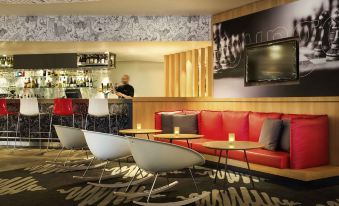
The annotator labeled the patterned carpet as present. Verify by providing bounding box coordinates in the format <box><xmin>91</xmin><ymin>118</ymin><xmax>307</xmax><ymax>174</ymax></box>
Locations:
<box><xmin>0</xmin><ymin>148</ymin><xmax>338</xmax><ymax>206</ymax></box>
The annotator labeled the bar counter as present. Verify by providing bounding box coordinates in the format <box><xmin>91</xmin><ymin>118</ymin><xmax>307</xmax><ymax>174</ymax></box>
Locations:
<box><xmin>1</xmin><ymin>98</ymin><xmax>132</xmax><ymax>144</ymax></box>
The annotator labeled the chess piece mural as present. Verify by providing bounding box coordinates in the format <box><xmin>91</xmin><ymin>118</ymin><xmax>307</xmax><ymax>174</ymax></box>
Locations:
<box><xmin>213</xmin><ymin>0</ymin><xmax>339</xmax><ymax>98</ymax></box>
<box><xmin>326</xmin><ymin>9</ymin><xmax>339</xmax><ymax>60</ymax></box>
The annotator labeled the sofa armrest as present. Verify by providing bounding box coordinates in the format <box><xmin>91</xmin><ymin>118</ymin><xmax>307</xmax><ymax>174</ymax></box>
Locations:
<box><xmin>290</xmin><ymin>115</ymin><xmax>329</xmax><ymax>169</ymax></box>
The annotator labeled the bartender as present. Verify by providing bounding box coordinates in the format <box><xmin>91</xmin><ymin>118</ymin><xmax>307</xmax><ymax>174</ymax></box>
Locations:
<box><xmin>114</xmin><ymin>74</ymin><xmax>134</xmax><ymax>99</ymax></box>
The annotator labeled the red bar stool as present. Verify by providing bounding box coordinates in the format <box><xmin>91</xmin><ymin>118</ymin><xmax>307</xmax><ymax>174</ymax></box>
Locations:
<box><xmin>48</xmin><ymin>98</ymin><xmax>83</xmax><ymax>147</ymax></box>
<box><xmin>0</xmin><ymin>99</ymin><xmax>17</xmax><ymax>147</ymax></box>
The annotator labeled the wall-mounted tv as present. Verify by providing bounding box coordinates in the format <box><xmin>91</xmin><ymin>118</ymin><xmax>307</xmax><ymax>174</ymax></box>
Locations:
<box><xmin>245</xmin><ymin>37</ymin><xmax>299</xmax><ymax>87</ymax></box>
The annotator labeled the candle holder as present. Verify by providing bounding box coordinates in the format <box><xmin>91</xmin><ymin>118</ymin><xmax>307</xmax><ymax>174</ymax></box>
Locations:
<box><xmin>174</xmin><ymin>127</ymin><xmax>180</xmax><ymax>135</ymax></box>
<box><xmin>228</xmin><ymin>133</ymin><xmax>235</xmax><ymax>142</ymax></box>
<box><xmin>136</xmin><ymin>123</ymin><xmax>142</xmax><ymax>130</ymax></box>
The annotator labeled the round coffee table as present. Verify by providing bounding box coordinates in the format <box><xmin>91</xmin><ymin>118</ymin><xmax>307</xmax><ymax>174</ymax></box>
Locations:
<box><xmin>119</xmin><ymin>129</ymin><xmax>162</xmax><ymax>139</ymax></box>
<box><xmin>153</xmin><ymin>134</ymin><xmax>203</xmax><ymax>148</ymax></box>
<box><xmin>203</xmin><ymin>141</ymin><xmax>264</xmax><ymax>187</ymax></box>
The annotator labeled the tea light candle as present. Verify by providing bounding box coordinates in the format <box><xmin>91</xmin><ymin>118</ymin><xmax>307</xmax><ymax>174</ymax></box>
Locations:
<box><xmin>228</xmin><ymin>133</ymin><xmax>235</xmax><ymax>142</ymax></box>
<box><xmin>136</xmin><ymin>123</ymin><xmax>142</xmax><ymax>130</ymax></box>
<box><xmin>174</xmin><ymin>127</ymin><xmax>180</xmax><ymax>135</ymax></box>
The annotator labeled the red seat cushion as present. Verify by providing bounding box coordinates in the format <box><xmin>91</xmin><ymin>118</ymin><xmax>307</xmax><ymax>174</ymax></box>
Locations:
<box><xmin>249</xmin><ymin>112</ymin><xmax>282</xmax><ymax>142</ymax></box>
<box><xmin>227</xmin><ymin>149</ymin><xmax>289</xmax><ymax>169</ymax></box>
<box><xmin>222</xmin><ymin>111</ymin><xmax>249</xmax><ymax>141</ymax></box>
<box><xmin>186</xmin><ymin>139</ymin><xmax>289</xmax><ymax>169</ymax></box>
<box><xmin>290</xmin><ymin>116</ymin><xmax>329</xmax><ymax>169</ymax></box>
<box><xmin>198</xmin><ymin>111</ymin><xmax>225</xmax><ymax>140</ymax></box>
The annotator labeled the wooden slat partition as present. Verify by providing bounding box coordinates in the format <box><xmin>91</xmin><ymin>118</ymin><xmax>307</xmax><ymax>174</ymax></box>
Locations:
<box><xmin>192</xmin><ymin>49</ymin><xmax>199</xmax><ymax>97</ymax></box>
<box><xmin>164</xmin><ymin>55</ymin><xmax>170</xmax><ymax>96</ymax></box>
<box><xmin>186</xmin><ymin>51</ymin><xmax>193</xmax><ymax>97</ymax></box>
<box><xmin>179</xmin><ymin>52</ymin><xmax>186</xmax><ymax>97</ymax></box>
<box><xmin>164</xmin><ymin>46</ymin><xmax>212</xmax><ymax>97</ymax></box>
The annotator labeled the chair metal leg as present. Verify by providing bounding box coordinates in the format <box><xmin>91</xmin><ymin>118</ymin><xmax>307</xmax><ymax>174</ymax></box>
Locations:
<box><xmin>188</xmin><ymin>168</ymin><xmax>199</xmax><ymax>193</ymax></box>
<box><xmin>72</xmin><ymin>114</ymin><xmax>75</xmax><ymax>128</ymax></box>
<box><xmin>38</xmin><ymin>114</ymin><xmax>42</xmax><ymax>149</ymax></box>
<box><xmin>82</xmin><ymin>157</ymin><xmax>95</xmax><ymax>177</ymax></box>
<box><xmin>6</xmin><ymin>114</ymin><xmax>9</xmax><ymax>148</ymax></box>
<box><xmin>147</xmin><ymin>173</ymin><xmax>159</xmax><ymax>203</ymax></box>
<box><xmin>93</xmin><ymin>118</ymin><xmax>96</xmax><ymax>131</ymax></box>
<box><xmin>108</xmin><ymin>114</ymin><xmax>111</xmax><ymax>134</ymax></box>
<box><xmin>85</xmin><ymin>114</ymin><xmax>88</xmax><ymax>130</ymax></box>
<box><xmin>99</xmin><ymin>160</ymin><xmax>109</xmax><ymax>184</ymax></box>
<box><xmin>28</xmin><ymin>116</ymin><xmax>31</xmax><ymax>145</ymax></box>
<box><xmin>125</xmin><ymin>167</ymin><xmax>141</xmax><ymax>192</ymax></box>
<box><xmin>15</xmin><ymin>114</ymin><xmax>20</xmax><ymax>148</ymax></box>
<box><xmin>48</xmin><ymin>115</ymin><xmax>53</xmax><ymax>150</ymax></box>
<box><xmin>63</xmin><ymin>149</ymin><xmax>73</xmax><ymax>166</ymax></box>
<box><xmin>54</xmin><ymin>146</ymin><xmax>64</xmax><ymax>162</ymax></box>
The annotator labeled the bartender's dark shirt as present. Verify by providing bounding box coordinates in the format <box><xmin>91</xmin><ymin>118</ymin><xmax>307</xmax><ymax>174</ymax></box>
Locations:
<box><xmin>116</xmin><ymin>84</ymin><xmax>134</xmax><ymax>97</ymax></box>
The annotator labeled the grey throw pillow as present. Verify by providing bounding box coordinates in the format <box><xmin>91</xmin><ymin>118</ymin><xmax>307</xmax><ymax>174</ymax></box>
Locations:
<box><xmin>161</xmin><ymin>114</ymin><xmax>174</xmax><ymax>133</ymax></box>
<box><xmin>279</xmin><ymin>119</ymin><xmax>290</xmax><ymax>152</ymax></box>
<box><xmin>173</xmin><ymin>114</ymin><xmax>198</xmax><ymax>134</ymax></box>
<box><xmin>259</xmin><ymin>119</ymin><xmax>283</xmax><ymax>151</ymax></box>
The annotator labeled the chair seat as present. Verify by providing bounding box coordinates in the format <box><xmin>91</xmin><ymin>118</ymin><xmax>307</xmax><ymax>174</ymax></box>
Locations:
<box><xmin>172</xmin><ymin>139</ymin><xmax>289</xmax><ymax>169</ymax></box>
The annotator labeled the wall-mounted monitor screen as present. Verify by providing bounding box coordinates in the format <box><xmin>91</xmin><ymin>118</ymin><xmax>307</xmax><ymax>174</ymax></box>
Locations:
<box><xmin>245</xmin><ymin>37</ymin><xmax>299</xmax><ymax>86</ymax></box>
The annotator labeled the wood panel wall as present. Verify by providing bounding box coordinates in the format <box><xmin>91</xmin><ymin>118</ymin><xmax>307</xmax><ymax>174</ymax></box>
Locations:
<box><xmin>164</xmin><ymin>46</ymin><xmax>213</xmax><ymax>97</ymax></box>
<box><xmin>212</xmin><ymin>0</ymin><xmax>296</xmax><ymax>24</ymax></box>
<box><xmin>132</xmin><ymin>97</ymin><xmax>339</xmax><ymax>166</ymax></box>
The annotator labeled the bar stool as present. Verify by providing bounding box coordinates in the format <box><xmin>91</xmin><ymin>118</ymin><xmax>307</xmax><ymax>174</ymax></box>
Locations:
<box><xmin>48</xmin><ymin>98</ymin><xmax>82</xmax><ymax>147</ymax></box>
<box><xmin>85</xmin><ymin>99</ymin><xmax>111</xmax><ymax>133</ymax></box>
<box><xmin>0</xmin><ymin>99</ymin><xmax>17</xmax><ymax>147</ymax></box>
<box><xmin>16</xmin><ymin>98</ymin><xmax>49</xmax><ymax>148</ymax></box>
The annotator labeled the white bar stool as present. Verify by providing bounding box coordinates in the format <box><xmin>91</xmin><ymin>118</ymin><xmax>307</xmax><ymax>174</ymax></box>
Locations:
<box><xmin>16</xmin><ymin>98</ymin><xmax>49</xmax><ymax>148</ymax></box>
<box><xmin>85</xmin><ymin>99</ymin><xmax>111</xmax><ymax>133</ymax></box>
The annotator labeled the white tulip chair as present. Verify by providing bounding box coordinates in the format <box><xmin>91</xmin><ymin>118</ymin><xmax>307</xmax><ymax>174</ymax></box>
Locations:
<box><xmin>50</xmin><ymin>125</ymin><xmax>105</xmax><ymax>171</ymax></box>
<box><xmin>116</xmin><ymin>138</ymin><xmax>209</xmax><ymax>206</ymax></box>
<box><xmin>81</xmin><ymin>130</ymin><xmax>133</xmax><ymax>185</ymax></box>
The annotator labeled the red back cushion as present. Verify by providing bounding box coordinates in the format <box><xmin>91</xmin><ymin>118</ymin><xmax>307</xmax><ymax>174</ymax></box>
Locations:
<box><xmin>198</xmin><ymin>110</ymin><xmax>225</xmax><ymax>140</ymax></box>
<box><xmin>222</xmin><ymin>111</ymin><xmax>249</xmax><ymax>141</ymax></box>
<box><xmin>249</xmin><ymin>112</ymin><xmax>282</xmax><ymax>142</ymax></box>
<box><xmin>290</xmin><ymin>115</ymin><xmax>329</xmax><ymax>169</ymax></box>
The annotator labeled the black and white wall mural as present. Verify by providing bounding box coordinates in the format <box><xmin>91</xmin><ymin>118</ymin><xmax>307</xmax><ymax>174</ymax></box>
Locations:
<box><xmin>213</xmin><ymin>0</ymin><xmax>339</xmax><ymax>97</ymax></box>
<box><xmin>0</xmin><ymin>16</ymin><xmax>210</xmax><ymax>41</ymax></box>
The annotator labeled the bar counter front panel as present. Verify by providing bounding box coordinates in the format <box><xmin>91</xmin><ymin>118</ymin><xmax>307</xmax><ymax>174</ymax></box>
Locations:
<box><xmin>1</xmin><ymin>99</ymin><xmax>132</xmax><ymax>143</ymax></box>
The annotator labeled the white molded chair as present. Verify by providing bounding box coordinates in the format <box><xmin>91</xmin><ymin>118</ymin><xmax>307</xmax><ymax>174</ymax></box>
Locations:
<box><xmin>85</xmin><ymin>99</ymin><xmax>111</xmax><ymax>133</ymax></box>
<box><xmin>121</xmin><ymin>138</ymin><xmax>206</xmax><ymax>205</ymax></box>
<box><xmin>16</xmin><ymin>98</ymin><xmax>49</xmax><ymax>148</ymax></box>
<box><xmin>82</xmin><ymin>130</ymin><xmax>131</xmax><ymax>184</ymax></box>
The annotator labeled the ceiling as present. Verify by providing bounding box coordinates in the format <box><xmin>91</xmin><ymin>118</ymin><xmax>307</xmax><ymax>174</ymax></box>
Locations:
<box><xmin>0</xmin><ymin>41</ymin><xmax>211</xmax><ymax>62</ymax></box>
<box><xmin>0</xmin><ymin>0</ymin><xmax>258</xmax><ymax>15</ymax></box>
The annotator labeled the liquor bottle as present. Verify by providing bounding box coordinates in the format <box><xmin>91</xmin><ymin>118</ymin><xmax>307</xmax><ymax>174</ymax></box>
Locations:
<box><xmin>89</xmin><ymin>78</ymin><xmax>93</xmax><ymax>87</ymax></box>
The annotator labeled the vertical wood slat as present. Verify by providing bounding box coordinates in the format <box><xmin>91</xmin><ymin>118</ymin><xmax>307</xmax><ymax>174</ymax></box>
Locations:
<box><xmin>206</xmin><ymin>46</ymin><xmax>213</xmax><ymax>97</ymax></box>
<box><xmin>169</xmin><ymin>54</ymin><xmax>175</xmax><ymax>97</ymax></box>
<box><xmin>186</xmin><ymin>51</ymin><xmax>193</xmax><ymax>97</ymax></box>
<box><xmin>179</xmin><ymin>52</ymin><xmax>186</xmax><ymax>97</ymax></box>
<box><xmin>199</xmin><ymin>48</ymin><xmax>206</xmax><ymax>97</ymax></box>
<box><xmin>192</xmin><ymin>49</ymin><xmax>199</xmax><ymax>97</ymax></box>
<box><xmin>174</xmin><ymin>53</ymin><xmax>180</xmax><ymax>97</ymax></box>
<box><xmin>164</xmin><ymin>55</ymin><xmax>170</xmax><ymax>97</ymax></box>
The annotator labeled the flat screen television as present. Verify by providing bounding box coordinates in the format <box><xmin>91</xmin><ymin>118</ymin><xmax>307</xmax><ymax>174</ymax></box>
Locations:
<box><xmin>245</xmin><ymin>37</ymin><xmax>299</xmax><ymax>86</ymax></box>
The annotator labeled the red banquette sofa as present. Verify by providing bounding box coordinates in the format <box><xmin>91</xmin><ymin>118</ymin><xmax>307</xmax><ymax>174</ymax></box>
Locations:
<box><xmin>155</xmin><ymin>110</ymin><xmax>329</xmax><ymax>169</ymax></box>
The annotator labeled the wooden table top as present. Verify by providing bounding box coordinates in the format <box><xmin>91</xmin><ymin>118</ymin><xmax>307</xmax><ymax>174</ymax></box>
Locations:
<box><xmin>153</xmin><ymin>133</ymin><xmax>203</xmax><ymax>140</ymax></box>
<box><xmin>119</xmin><ymin>129</ymin><xmax>162</xmax><ymax>134</ymax></box>
<box><xmin>203</xmin><ymin>141</ymin><xmax>264</xmax><ymax>150</ymax></box>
